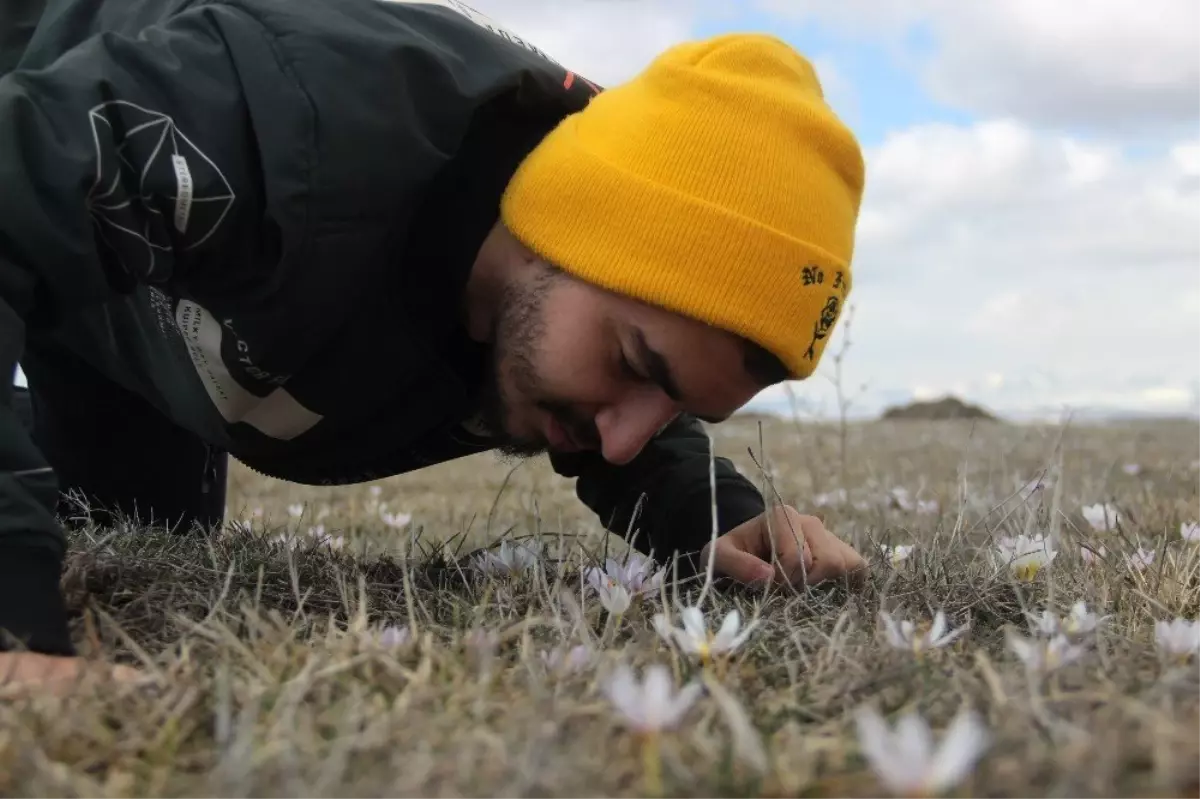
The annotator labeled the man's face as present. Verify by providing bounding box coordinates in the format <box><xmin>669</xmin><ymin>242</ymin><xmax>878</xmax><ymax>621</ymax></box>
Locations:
<box><xmin>476</xmin><ymin>264</ymin><xmax>765</xmax><ymax>465</ymax></box>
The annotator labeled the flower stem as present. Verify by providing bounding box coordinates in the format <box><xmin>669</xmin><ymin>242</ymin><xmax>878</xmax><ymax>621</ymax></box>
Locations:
<box><xmin>641</xmin><ymin>732</ymin><xmax>664</xmax><ymax>797</ymax></box>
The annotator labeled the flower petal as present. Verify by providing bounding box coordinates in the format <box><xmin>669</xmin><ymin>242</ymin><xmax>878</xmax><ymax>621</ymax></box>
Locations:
<box><xmin>603</xmin><ymin>664</ymin><xmax>644</xmax><ymax>727</ymax></box>
<box><xmin>927</xmin><ymin>611</ymin><xmax>947</xmax><ymax>644</ymax></box>
<box><xmin>681</xmin><ymin>606</ymin><xmax>708</xmax><ymax>640</ymax></box>
<box><xmin>712</xmin><ymin>609</ymin><xmax>743</xmax><ymax>649</ymax></box>
<box><xmin>854</xmin><ymin>707</ymin><xmax>908</xmax><ymax>792</ymax></box>
<box><xmin>894</xmin><ymin>710</ymin><xmax>935</xmax><ymax>766</ymax></box>
<box><xmin>664</xmin><ymin>680</ymin><xmax>704</xmax><ymax>728</ymax></box>
<box><xmin>925</xmin><ymin>709</ymin><xmax>989</xmax><ymax>792</ymax></box>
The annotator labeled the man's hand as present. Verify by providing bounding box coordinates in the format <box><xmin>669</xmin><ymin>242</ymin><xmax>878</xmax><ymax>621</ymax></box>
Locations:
<box><xmin>0</xmin><ymin>652</ymin><xmax>147</xmax><ymax>699</ymax></box>
<box><xmin>700</xmin><ymin>505</ymin><xmax>868</xmax><ymax>588</ymax></box>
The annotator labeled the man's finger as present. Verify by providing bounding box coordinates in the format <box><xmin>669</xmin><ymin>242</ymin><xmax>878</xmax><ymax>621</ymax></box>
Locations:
<box><xmin>0</xmin><ymin>653</ymin><xmax>150</xmax><ymax>700</ymax></box>
<box><xmin>111</xmin><ymin>663</ymin><xmax>149</xmax><ymax>684</ymax></box>
<box><xmin>802</xmin><ymin>514</ymin><xmax>857</xmax><ymax>586</ymax></box>
<box><xmin>708</xmin><ymin>541</ymin><xmax>775</xmax><ymax>584</ymax></box>
<box><xmin>773</xmin><ymin>543</ymin><xmax>811</xmax><ymax>586</ymax></box>
<box><xmin>763</xmin><ymin>511</ymin><xmax>811</xmax><ymax>584</ymax></box>
<box><xmin>804</xmin><ymin>556</ymin><xmax>839</xmax><ymax>586</ymax></box>
<box><xmin>789</xmin><ymin>514</ymin><xmax>840</xmax><ymax>584</ymax></box>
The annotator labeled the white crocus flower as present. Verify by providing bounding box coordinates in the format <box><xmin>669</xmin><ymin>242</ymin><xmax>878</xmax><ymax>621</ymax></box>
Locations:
<box><xmin>854</xmin><ymin>705</ymin><xmax>990</xmax><ymax>797</ymax></box>
<box><xmin>889</xmin><ymin>487</ymin><xmax>914</xmax><ymax>512</ymax></box>
<box><xmin>603</xmin><ymin>662</ymin><xmax>702</xmax><ymax>734</ymax></box>
<box><xmin>308</xmin><ymin>525</ymin><xmax>345</xmax><ymax>550</ymax></box>
<box><xmin>1006</xmin><ymin>630</ymin><xmax>1087</xmax><ymax>674</ymax></box>
<box><xmin>1179</xmin><ymin>522</ymin><xmax>1200</xmax><ymax>543</ymax></box>
<box><xmin>270</xmin><ymin>533</ymin><xmax>302</xmax><ymax>551</ymax></box>
<box><xmin>1081</xmin><ymin>503</ymin><xmax>1120</xmax><ymax>531</ymax></box>
<box><xmin>378</xmin><ymin>625</ymin><xmax>411</xmax><ymax>649</ymax></box>
<box><xmin>1026</xmin><ymin>610</ymin><xmax>1060</xmax><ymax>637</ymax></box>
<box><xmin>879</xmin><ymin>610</ymin><xmax>969</xmax><ymax>656</ymax></box>
<box><xmin>814</xmin><ymin>489</ymin><xmax>848</xmax><ymax>508</ymax></box>
<box><xmin>604</xmin><ymin>662</ymin><xmax>703</xmax><ymax>796</ymax></box>
<box><xmin>1080</xmin><ymin>545</ymin><xmax>1106</xmax><ymax>565</ymax></box>
<box><xmin>1060</xmin><ymin>601</ymin><xmax>1108</xmax><ymax>636</ymax></box>
<box><xmin>380</xmin><ymin>510</ymin><xmax>412</xmax><ymax>529</ymax></box>
<box><xmin>540</xmin><ymin>644</ymin><xmax>592</xmax><ymax>675</ymax></box>
<box><xmin>596</xmin><ymin>579</ymin><xmax>633</xmax><ymax>615</ymax></box>
<box><xmin>1127</xmin><ymin>547</ymin><xmax>1156</xmax><ymax>572</ymax></box>
<box><xmin>585</xmin><ymin>553</ymin><xmax>665</xmax><ymax>600</ymax></box>
<box><xmin>653</xmin><ymin>606</ymin><xmax>757</xmax><ymax>662</ymax></box>
<box><xmin>880</xmin><ymin>544</ymin><xmax>914</xmax><ymax>567</ymax></box>
<box><xmin>473</xmin><ymin>540</ymin><xmax>541</xmax><ymax>577</ymax></box>
<box><xmin>1154</xmin><ymin>618</ymin><xmax>1199</xmax><ymax>661</ymax></box>
<box><xmin>1026</xmin><ymin>601</ymin><xmax>1109</xmax><ymax>639</ymax></box>
<box><xmin>617</xmin><ymin>553</ymin><xmax>666</xmax><ymax>594</ymax></box>
<box><xmin>995</xmin><ymin>534</ymin><xmax>1057</xmax><ymax>581</ymax></box>
<box><xmin>287</xmin><ymin>503</ymin><xmax>304</xmax><ymax>518</ymax></box>
<box><xmin>1122</xmin><ymin>463</ymin><xmax>1141</xmax><ymax>476</ymax></box>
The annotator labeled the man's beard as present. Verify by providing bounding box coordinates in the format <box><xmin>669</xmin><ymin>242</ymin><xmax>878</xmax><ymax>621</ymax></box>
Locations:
<box><xmin>476</xmin><ymin>267</ymin><xmax>557</xmax><ymax>461</ymax></box>
<box><xmin>475</xmin><ymin>267</ymin><xmax>597</xmax><ymax>462</ymax></box>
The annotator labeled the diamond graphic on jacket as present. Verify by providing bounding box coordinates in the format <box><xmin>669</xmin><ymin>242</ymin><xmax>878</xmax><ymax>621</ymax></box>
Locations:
<box><xmin>86</xmin><ymin>100</ymin><xmax>235</xmax><ymax>278</ymax></box>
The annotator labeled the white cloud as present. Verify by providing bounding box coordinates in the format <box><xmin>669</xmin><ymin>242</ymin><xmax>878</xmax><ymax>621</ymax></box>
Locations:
<box><xmin>463</xmin><ymin>0</ymin><xmax>716</xmax><ymax>86</ymax></box>
<box><xmin>756</xmin><ymin>0</ymin><xmax>1200</xmax><ymax>134</ymax></box>
<box><xmin>748</xmin><ymin>121</ymin><xmax>1200</xmax><ymax>420</ymax></box>
<box><xmin>808</xmin><ymin>54</ymin><xmax>861</xmax><ymax>133</ymax></box>
<box><xmin>1173</xmin><ymin>141</ymin><xmax>1200</xmax><ymax>176</ymax></box>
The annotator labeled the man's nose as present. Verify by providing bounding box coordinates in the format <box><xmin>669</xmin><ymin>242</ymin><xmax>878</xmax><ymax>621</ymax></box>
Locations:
<box><xmin>594</xmin><ymin>393</ymin><xmax>680</xmax><ymax>465</ymax></box>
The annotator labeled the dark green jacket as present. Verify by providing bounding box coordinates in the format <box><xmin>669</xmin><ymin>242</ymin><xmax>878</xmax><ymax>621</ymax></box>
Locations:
<box><xmin>0</xmin><ymin>0</ymin><xmax>766</xmax><ymax>654</ymax></box>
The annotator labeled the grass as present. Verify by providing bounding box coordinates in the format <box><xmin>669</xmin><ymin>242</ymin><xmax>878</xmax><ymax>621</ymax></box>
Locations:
<box><xmin>2</xmin><ymin>415</ymin><xmax>1198</xmax><ymax>797</ymax></box>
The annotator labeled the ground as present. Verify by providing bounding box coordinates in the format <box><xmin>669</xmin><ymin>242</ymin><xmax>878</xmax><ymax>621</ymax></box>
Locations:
<box><xmin>2</xmin><ymin>415</ymin><xmax>1198</xmax><ymax>797</ymax></box>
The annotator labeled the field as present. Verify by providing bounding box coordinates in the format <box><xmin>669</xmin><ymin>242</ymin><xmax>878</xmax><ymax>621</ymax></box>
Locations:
<box><xmin>3</xmin><ymin>414</ymin><xmax>1199</xmax><ymax>797</ymax></box>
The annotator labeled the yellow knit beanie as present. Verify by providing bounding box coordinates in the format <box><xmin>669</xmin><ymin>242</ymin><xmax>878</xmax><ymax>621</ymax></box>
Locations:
<box><xmin>499</xmin><ymin>33</ymin><xmax>866</xmax><ymax>379</ymax></box>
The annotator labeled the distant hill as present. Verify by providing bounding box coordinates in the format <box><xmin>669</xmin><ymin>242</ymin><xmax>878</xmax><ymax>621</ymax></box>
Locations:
<box><xmin>881</xmin><ymin>395</ymin><xmax>1001</xmax><ymax>422</ymax></box>
<box><xmin>729</xmin><ymin>410</ymin><xmax>780</xmax><ymax>424</ymax></box>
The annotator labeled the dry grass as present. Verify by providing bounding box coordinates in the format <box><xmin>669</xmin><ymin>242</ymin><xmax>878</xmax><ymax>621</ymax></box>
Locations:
<box><xmin>3</xmin><ymin>416</ymin><xmax>1199</xmax><ymax>797</ymax></box>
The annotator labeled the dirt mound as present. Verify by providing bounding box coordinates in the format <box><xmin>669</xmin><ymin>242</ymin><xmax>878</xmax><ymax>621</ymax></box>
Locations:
<box><xmin>881</xmin><ymin>395</ymin><xmax>1001</xmax><ymax>422</ymax></box>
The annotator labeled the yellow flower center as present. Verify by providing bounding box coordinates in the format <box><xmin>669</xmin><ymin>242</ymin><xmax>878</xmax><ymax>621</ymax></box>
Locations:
<box><xmin>1014</xmin><ymin>562</ymin><xmax>1041</xmax><ymax>582</ymax></box>
<box><xmin>911</xmin><ymin>621</ymin><xmax>931</xmax><ymax>656</ymax></box>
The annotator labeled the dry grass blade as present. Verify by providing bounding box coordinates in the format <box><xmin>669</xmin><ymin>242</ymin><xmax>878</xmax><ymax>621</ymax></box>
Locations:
<box><xmin>1</xmin><ymin>416</ymin><xmax>1197</xmax><ymax>797</ymax></box>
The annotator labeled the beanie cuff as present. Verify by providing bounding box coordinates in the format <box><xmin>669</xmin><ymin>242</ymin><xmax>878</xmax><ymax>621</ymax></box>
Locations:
<box><xmin>500</xmin><ymin>120</ymin><xmax>852</xmax><ymax>379</ymax></box>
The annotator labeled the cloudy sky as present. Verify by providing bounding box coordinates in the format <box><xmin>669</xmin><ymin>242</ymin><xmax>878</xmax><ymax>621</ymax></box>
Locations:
<box><xmin>459</xmin><ymin>0</ymin><xmax>1200</xmax><ymax>421</ymax></box>
<box><xmin>14</xmin><ymin>0</ymin><xmax>1198</xmax><ymax>421</ymax></box>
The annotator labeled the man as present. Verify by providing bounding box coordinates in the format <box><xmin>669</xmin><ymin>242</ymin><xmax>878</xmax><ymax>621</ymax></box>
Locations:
<box><xmin>0</xmin><ymin>0</ymin><xmax>867</xmax><ymax>690</ymax></box>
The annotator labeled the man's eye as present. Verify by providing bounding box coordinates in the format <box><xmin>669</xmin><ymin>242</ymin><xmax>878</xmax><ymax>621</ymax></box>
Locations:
<box><xmin>619</xmin><ymin>352</ymin><xmax>641</xmax><ymax>380</ymax></box>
